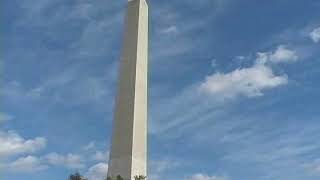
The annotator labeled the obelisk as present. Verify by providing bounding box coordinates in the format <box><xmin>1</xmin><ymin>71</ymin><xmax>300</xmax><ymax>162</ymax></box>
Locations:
<box><xmin>107</xmin><ymin>0</ymin><xmax>148</xmax><ymax>179</ymax></box>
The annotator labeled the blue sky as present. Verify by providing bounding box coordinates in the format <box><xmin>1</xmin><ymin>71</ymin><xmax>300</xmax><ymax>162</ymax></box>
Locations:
<box><xmin>1</xmin><ymin>0</ymin><xmax>320</xmax><ymax>180</ymax></box>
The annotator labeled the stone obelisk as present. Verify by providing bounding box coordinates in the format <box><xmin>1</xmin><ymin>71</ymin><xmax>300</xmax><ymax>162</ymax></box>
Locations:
<box><xmin>107</xmin><ymin>0</ymin><xmax>148</xmax><ymax>179</ymax></box>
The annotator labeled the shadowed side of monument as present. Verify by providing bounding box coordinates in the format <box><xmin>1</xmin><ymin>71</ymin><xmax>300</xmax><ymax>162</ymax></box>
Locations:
<box><xmin>107</xmin><ymin>0</ymin><xmax>148</xmax><ymax>179</ymax></box>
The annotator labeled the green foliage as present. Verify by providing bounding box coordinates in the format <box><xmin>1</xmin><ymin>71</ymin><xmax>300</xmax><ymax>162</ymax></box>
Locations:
<box><xmin>134</xmin><ymin>175</ymin><xmax>146</xmax><ymax>180</ymax></box>
<box><xmin>69</xmin><ymin>172</ymin><xmax>87</xmax><ymax>180</ymax></box>
<box><xmin>69</xmin><ymin>172</ymin><xmax>147</xmax><ymax>180</ymax></box>
<box><xmin>117</xmin><ymin>175</ymin><xmax>124</xmax><ymax>180</ymax></box>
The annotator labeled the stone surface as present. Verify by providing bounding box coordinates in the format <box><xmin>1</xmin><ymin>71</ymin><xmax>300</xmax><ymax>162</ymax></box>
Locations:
<box><xmin>107</xmin><ymin>0</ymin><xmax>148</xmax><ymax>179</ymax></box>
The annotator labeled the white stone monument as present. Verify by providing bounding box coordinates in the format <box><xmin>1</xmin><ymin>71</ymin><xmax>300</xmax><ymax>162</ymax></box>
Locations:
<box><xmin>107</xmin><ymin>0</ymin><xmax>148</xmax><ymax>179</ymax></box>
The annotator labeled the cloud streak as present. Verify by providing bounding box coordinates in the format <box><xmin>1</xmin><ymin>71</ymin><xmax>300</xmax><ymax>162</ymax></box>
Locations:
<box><xmin>3</xmin><ymin>156</ymin><xmax>48</xmax><ymax>173</ymax></box>
<box><xmin>186</xmin><ymin>174</ymin><xmax>228</xmax><ymax>180</ymax></box>
<box><xmin>45</xmin><ymin>153</ymin><xmax>85</xmax><ymax>169</ymax></box>
<box><xmin>0</xmin><ymin>113</ymin><xmax>13</xmax><ymax>123</ymax></box>
<box><xmin>151</xmin><ymin>45</ymin><xmax>298</xmax><ymax>136</ymax></box>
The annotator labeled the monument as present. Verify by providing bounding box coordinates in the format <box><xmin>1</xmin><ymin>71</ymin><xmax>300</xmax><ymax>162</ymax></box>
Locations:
<box><xmin>107</xmin><ymin>0</ymin><xmax>148</xmax><ymax>179</ymax></box>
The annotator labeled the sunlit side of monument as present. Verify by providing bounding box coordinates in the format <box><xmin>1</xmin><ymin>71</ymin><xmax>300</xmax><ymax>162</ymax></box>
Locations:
<box><xmin>107</xmin><ymin>0</ymin><xmax>148</xmax><ymax>179</ymax></box>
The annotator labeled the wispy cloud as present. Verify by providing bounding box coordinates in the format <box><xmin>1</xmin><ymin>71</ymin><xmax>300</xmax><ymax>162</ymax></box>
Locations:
<box><xmin>83</xmin><ymin>141</ymin><xmax>96</xmax><ymax>151</ymax></box>
<box><xmin>160</xmin><ymin>25</ymin><xmax>178</xmax><ymax>34</ymax></box>
<box><xmin>149</xmin><ymin>159</ymin><xmax>180</xmax><ymax>180</ymax></box>
<box><xmin>0</xmin><ymin>127</ymin><xmax>110</xmax><ymax>176</ymax></box>
<box><xmin>256</xmin><ymin>45</ymin><xmax>298</xmax><ymax>64</ymax></box>
<box><xmin>91</xmin><ymin>150</ymin><xmax>109</xmax><ymax>162</ymax></box>
<box><xmin>2</xmin><ymin>156</ymin><xmax>48</xmax><ymax>173</ymax></box>
<box><xmin>3</xmin><ymin>61</ymin><xmax>117</xmax><ymax>110</ymax></box>
<box><xmin>85</xmin><ymin>163</ymin><xmax>108</xmax><ymax>180</ymax></box>
<box><xmin>310</xmin><ymin>27</ymin><xmax>320</xmax><ymax>43</ymax></box>
<box><xmin>151</xmin><ymin>45</ymin><xmax>298</xmax><ymax>135</ymax></box>
<box><xmin>200</xmin><ymin>45</ymin><xmax>298</xmax><ymax>98</ymax></box>
<box><xmin>200</xmin><ymin>63</ymin><xmax>287</xmax><ymax>99</ymax></box>
<box><xmin>186</xmin><ymin>174</ymin><xmax>228</xmax><ymax>180</ymax></box>
<box><xmin>0</xmin><ymin>112</ymin><xmax>13</xmax><ymax>123</ymax></box>
<box><xmin>304</xmin><ymin>158</ymin><xmax>320</xmax><ymax>176</ymax></box>
<box><xmin>0</xmin><ymin>131</ymin><xmax>46</xmax><ymax>157</ymax></box>
<box><xmin>45</xmin><ymin>153</ymin><xmax>85</xmax><ymax>169</ymax></box>
<box><xmin>219</xmin><ymin>121</ymin><xmax>320</xmax><ymax>180</ymax></box>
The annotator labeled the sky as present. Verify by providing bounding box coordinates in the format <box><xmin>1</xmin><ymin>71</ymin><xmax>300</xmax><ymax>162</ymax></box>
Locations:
<box><xmin>1</xmin><ymin>0</ymin><xmax>320</xmax><ymax>180</ymax></box>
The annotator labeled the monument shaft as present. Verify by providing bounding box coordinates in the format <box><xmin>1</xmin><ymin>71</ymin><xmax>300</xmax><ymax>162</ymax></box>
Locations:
<box><xmin>108</xmin><ymin>0</ymin><xmax>148</xmax><ymax>179</ymax></box>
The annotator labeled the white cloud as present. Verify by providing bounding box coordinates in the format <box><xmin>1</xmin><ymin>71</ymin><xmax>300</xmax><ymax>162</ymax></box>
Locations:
<box><xmin>200</xmin><ymin>63</ymin><xmax>288</xmax><ymax>99</ymax></box>
<box><xmin>83</xmin><ymin>141</ymin><xmax>96</xmax><ymax>151</ymax></box>
<box><xmin>0</xmin><ymin>113</ymin><xmax>13</xmax><ymax>123</ymax></box>
<box><xmin>85</xmin><ymin>163</ymin><xmax>108</xmax><ymax>180</ymax></box>
<box><xmin>199</xmin><ymin>45</ymin><xmax>300</xmax><ymax>99</ymax></box>
<box><xmin>0</xmin><ymin>130</ymin><xmax>47</xmax><ymax>157</ymax></box>
<box><xmin>160</xmin><ymin>25</ymin><xmax>178</xmax><ymax>34</ymax></box>
<box><xmin>92</xmin><ymin>151</ymin><xmax>109</xmax><ymax>162</ymax></box>
<box><xmin>189</xmin><ymin>174</ymin><xmax>228</xmax><ymax>180</ymax></box>
<box><xmin>4</xmin><ymin>156</ymin><xmax>48</xmax><ymax>173</ymax></box>
<box><xmin>256</xmin><ymin>45</ymin><xmax>298</xmax><ymax>64</ymax></box>
<box><xmin>151</xmin><ymin>45</ymin><xmax>300</xmax><ymax>136</ymax></box>
<box><xmin>187</xmin><ymin>174</ymin><xmax>227</xmax><ymax>180</ymax></box>
<box><xmin>45</xmin><ymin>153</ymin><xmax>85</xmax><ymax>169</ymax></box>
<box><xmin>310</xmin><ymin>27</ymin><xmax>320</xmax><ymax>43</ymax></box>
